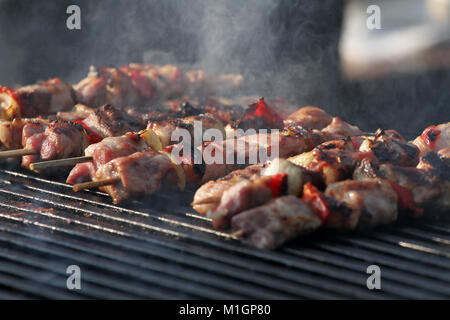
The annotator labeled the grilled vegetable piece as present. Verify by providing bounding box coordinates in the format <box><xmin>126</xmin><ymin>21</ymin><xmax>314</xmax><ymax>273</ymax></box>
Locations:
<box><xmin>21</xmin><ymin>120</ymin><xmax>88</xmax><ymax>170</ymax></box>
<box><xmin>323</xmin><ymin>179</ymin><xmax>398</xmax><ymax>230</ymax></box>
<box><xmin>231</xmin><ymin>196</ymin><xmax>321</xmax><ymax>250</ymax></box>
<box><xmin>147</xmin><ymin>113</ymin><xmax>225</xmax><ymax>148</ymax></box>
<box><xmin>412</xmin><ymin>122</ymin><xmax>450</xmax><ymax>158</ymax></box>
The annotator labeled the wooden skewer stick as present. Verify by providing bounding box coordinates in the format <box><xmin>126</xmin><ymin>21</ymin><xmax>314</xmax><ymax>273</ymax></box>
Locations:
<box><xmin>73</xmin><ymin>178</ymin><xmax>120</xmax><ymax>192</ymax></box>
<box><xmin>30</xmin><ymin>156</ymin><xmax>93</xmax><ymax>172</ymax></box>
<box><xmin>230</xmin><ymin>229</ymin><xmax>245</xmax><ymax>239</ymax></box>
<box><xmin>0</xmin><ymin>148</ymin><xmax>36</xmax><ymax>159</ymax></box>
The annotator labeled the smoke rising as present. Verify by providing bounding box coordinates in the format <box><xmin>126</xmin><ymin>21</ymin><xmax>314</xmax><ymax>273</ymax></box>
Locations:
<box><xmin>0</xmin><ymin>0</ymin><xmax>448</xmax><ymax>139</ymax></box>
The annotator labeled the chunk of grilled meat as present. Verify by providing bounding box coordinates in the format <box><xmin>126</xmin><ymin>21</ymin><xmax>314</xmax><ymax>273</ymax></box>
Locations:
<box><xmin>56</xmin><ymin>104</ymin><xmax>95</xmax><ymax>122</ymax></box>
<box><xmin>359</xmin><ymin>129</ymin><xmax>419</xmax><ymax>167</ymax></box>
<box><xmin>194</xmin><ymin>158</ymin><xmax>319</xmax><ymax>229</ymax></box>
<box><xmin>0</xmin><ymin>79</ymin><xmax>76</xmax><ymax>119</ymax></box>
<box><xmin>412</xmin><ymin>122</ymin><xmax>450</xmax><ymax>158</ymax></box>
<box><xmin>0</xmin><ymin>118</ymin><xmax>50</xmax><ymax>151</ymax></box>
<box><xmin>284</xmin><ymin>106</ymin><xmax>333</xmax><ymax>130</ymax></box>
<box><xmin>199</xmin><ymin>126</ymin><xmax>316</xmax><ymax>183</ymax></box>
<box><xmin>192</xmin><ymin>164</ymin><xmax>264</xmax><ymax>215</ymax></box>
<box><xmin>94</xmin><ymin>150</ymin><xmax>180</xmax><ymax>204</ymax></box>
<box><xmin>22</xmin><ymin>120</ymin><xmax>88</xmax><ymax>170</ymax></box>
<box><xmin>289</xmin><ymin>130</ymin><xmax>419</xmax><ymax>186</ymax></box>
<box><xmin>74</xmin><ymin>66</ymin><xmax>141</xmax><ymax>108</ymax></box>
<box><xmin>316</xmin><ymin>117</ymin><xmax>365</xmax><ymax>141</ymax></box>
<box><xmin>82</xmin><ymin>104</ymin><xmax>144</xmax><ymax>138</ymax></box>
<box><xmin>231</xmin><ymin>196</ymin><xmax>322</xmax><ymax>250</ymax></box>
<box><xmin>66</xmin><ymin>132</ymin><xmax>147</xmax><ymax>184</ymax></box>
<box><xmin>354</xmin><ymin>151</ymin><xmax>449</xmax><ymax>215</ymax></box>
<box><xmin>323</xmin><ymin>179</ymin><xmax>398</xmax><ymax>230</ymax></box>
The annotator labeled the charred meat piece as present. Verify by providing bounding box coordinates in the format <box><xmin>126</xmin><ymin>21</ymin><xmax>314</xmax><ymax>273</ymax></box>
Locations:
<box><xmin>22</xmin><ymin>120</ymin><xmax>88</xmax><ymax>169</ymax></box>
<box><xmin>94</xmin><ymin>150</ymin><xmax>180</xmax><ymax>204</ymax></box>
<box><xmin>323</xmin><ymin>179</ymin><xmax>398</xmax><ymax>230</ymax></box>
<box><xmin>353</xmin><ymin>158</ymin><xmax>441</xmax><ymax>215</ymax></box>
<box><xmin>231</xmin><ymin>196</ymin><xmax>322</xmax><ymax>250</ymax></box>
<box><xmin>66</xmin><ymin>132</ymin><xmax>147</xmax><ymax>184</ymax></box>
<box><xmin>412</xmin><ymin>122</ymin><xmax>450</xmax><ymax>158</ymax></box>
<box><xmin>289</xmin><ymin>138</ymin><xmax>359</xmax><ymax>186</ymax></box>
<box><xmin>82</xmin><ymin>104</ymin><xmax>144</xmax><ymax>138</ymax></box>
<box><xmin>359</xmin><ymin>129</ymin><xmax>419</xmax><ymax>167</ymax></box>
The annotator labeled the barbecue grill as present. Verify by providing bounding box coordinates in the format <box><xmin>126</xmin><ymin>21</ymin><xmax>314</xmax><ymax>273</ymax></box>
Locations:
<box><xmin>0</xmin><ymin>166</ymin><xmax>448</xmax><ymax>299</ymax></box>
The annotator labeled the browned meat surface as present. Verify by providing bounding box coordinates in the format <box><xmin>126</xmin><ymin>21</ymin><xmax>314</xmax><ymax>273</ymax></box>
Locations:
<box><xmin>56</xmin><ymin>104</ymin><xmax>95</xmax><ymax>122</ymax></box>
<box><xmin>82</xmin><ymin>104</ymin><xmax>144</xmax><ymax>138</ymax></box>
<box><xmin>324</xmin><ymin>179</ymin><xmax>398</xmax><ymax>230</ymax></box>
<box><xmin>22</xmin><ymin>120</ymin><xmax>88</xmax><ymax>169</ymax></box>
<box><xmin>353</xmin><ymin>158</ymin><xmax>441</xmax><ymax>210</ymax></box>
<box><xmin>0</xmin><ymin>118</ymin><xmax>49</xmax><ymax>151</ymax></box>
<box><xmin>66</xmin><ymin>132</ymin><xmax>147</xmax><ymax>184</ymax></box>
<box><xmin>95</xmin><ymin>150</ymin><xmax>178</xmax><ymax>204</ymax></box>
<box><xmin>289</xmin><ymin>138</ymin><xmax>359</xmax><ymax>186</ymax></box>
<box><xmin>74</xmin><ymin>66</ymin><xmax>141</xmax><ymax>107</ymax></box>
<box><xmin>412</xmin><ymin>122</ymin><xmax>450</xmax><ymax>158</ymax></box>
<box><xmin>284</xmin><ymin>106</ymin><xmax>333</xmax><ymax>130</ymax></box>
<box><xmin>318</xmin><ymin>117</ymin><xmax>364</xmax><ymax>140</ymax></box>
<box><xmin>231</xmin><ymin>196</ymin><xmax>321</xmax><ymax>250</ymax></box>
<box><xmin>210</xmin><ymin>176</ymin><xmax>274</xmax><ymax>229</ymax></box>
<box><xmin>360</xmin><ymin>129</ymin><xmax>419</xmax><ymax>167</ymax></box>
<box><xmin>200</xmin><ymin>128</ymin><xmax>315</xmax><ymax>182</ymax></box>
<box><xmin>192</xmin><ymin>164</ymin><xmax>264</xmax><ymax>214</ymax></box>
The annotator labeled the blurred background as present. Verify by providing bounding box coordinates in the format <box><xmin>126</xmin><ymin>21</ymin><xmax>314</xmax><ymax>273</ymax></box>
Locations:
<box><xmin>0</xmin><ymin>0</ymin><xmax>448</xmax><ymax>139</ymax></box>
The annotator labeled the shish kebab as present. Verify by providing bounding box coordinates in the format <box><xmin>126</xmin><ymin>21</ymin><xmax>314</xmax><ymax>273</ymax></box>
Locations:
<box><xmin>0</xmin><ymin>97</ymin><xmax>291</xmax><ymax>177</ymax></box>
<box><xmin>192</xmin><ymin>123</ymin><xmax>449</xmax><ymax>249</ymax></box>
<box><xmin>68</xmin><ymin>104</ymin><xmax>367</xmax><ymax>203</ymax></box>
<box><xmin>0</xmin><ymin>102</ymin><xmax>233</xmax><ymax>171</ymax></box>
<box><xmin>0</xmin><ymin>64</ymin><xmax>243</xmax><ymax>120</ymax></box>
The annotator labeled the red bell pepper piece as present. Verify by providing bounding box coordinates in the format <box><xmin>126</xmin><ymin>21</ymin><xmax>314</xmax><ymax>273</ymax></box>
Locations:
<box><xmin>268</xmin><ymin>174</ymin><xmax>287</xmax><ymax>198</ymax></box>
<box><xmin>302</xmin><ymin>182</ymin><xmax>330</xmax><ymax>223</ymax></box>
<box><xmin>245</xmin><ymin>98</ymin><xmax>284</xmax><ymax>129</ymax></box>
<box><xmin>388</xmin><ymin>181</ymin><xmax>423</xmax><ymax>217</ymax></box>
<box><xmin>73</xmin><ymin>120</ymin><xmax>104</xmax><ymax>145</ymax></box>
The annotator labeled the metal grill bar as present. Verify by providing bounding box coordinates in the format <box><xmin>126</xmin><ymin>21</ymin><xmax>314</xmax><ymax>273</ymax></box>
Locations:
<box><xmin>0</xmin><ymin>168</ymin><xmax>449</xmax><ymax>299</ymax></box>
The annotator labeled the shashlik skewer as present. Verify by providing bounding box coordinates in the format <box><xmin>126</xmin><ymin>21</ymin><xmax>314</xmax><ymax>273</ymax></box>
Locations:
<box><xmin>230</xmin><ymin>149</ymin><xmax>449</xmax><ymax>250</ymax></box>
<box><xmin>71</xmin><ymin>108</ymin><xmax>364</xmax><ymax>204</ymax></box>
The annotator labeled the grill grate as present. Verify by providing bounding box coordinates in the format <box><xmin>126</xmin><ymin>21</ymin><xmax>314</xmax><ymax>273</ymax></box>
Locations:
<box><xmin>0</xmin><ymin>168</ymin><xmax>449</xmax><ymax>299</ymax></box>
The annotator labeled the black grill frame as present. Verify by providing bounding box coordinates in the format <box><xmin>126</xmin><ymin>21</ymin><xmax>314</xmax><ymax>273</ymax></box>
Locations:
<box><xmin>0</xmin><ymin>168</ymin><xmax>449</xmax><ymax>299</ymax></box>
